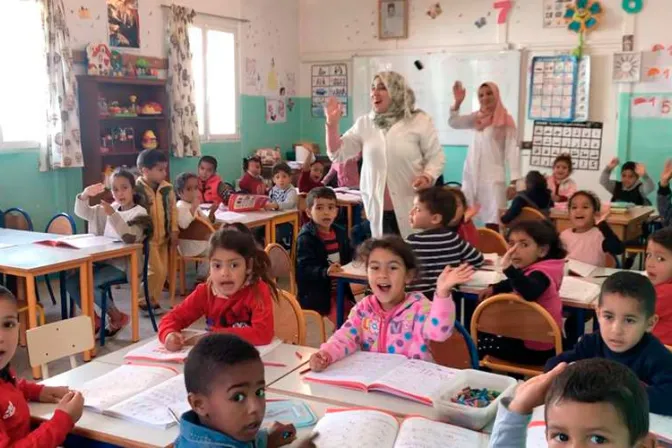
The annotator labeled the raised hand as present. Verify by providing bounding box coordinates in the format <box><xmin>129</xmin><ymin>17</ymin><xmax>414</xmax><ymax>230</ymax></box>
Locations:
<box><xmin>501</xmin><ymin>243</ymin><xmax>519</xmax><ymax>270</ymax></box>
<box><xmin>595</xmin><ymin>210</ymin><xmax>611</xmax><ymax>226</ymax></box>
<box><xmin>436</xmin><ymin>264</ymin><xmax>475</xmax><ymax>297</ymax></box>
<box><xmin>452</xmin><ymin>81</ymin><xmax>466</xmax><ymax>107</ymax></box>
<box><xmin>82</xmin><ymin>183</ymin><xmax>106</xmax><ymax>199</ymax></box>
<box><xmin>661</xmin><ymin>159</ymin><xmax>672</xmax><ymax>187</ymax></box>
<box><xmin>635</xmin><ymin>163</ymin><xmax>647</xmax><ymax>177</ymax></box>
<box><xmin>508</xmin><ymin>363</ymin><xmax>567</xmax><ymax>415</ymax></box>
<box><xmin>324</xmin><ymin>97</ymin><xmax>343</xmax><ymax>126</ymax></box>
<box><xmin>607</xmin><ymin>157</ymin><xmax>620</xmax><ymax>170</ymax></box>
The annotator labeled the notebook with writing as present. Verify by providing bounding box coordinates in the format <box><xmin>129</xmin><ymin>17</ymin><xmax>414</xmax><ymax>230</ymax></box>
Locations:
<box><xmin>311</xmin><ymin>409</ymin><xmax>489</xmax><ymax>448</ymax></box>
<box><xmin>303</xmin><ymin>352</ymin><xmax>458</xmax><ymax>406</ymax></box>
<box><xmin>559</xmin><ymin>276</ymin><xmax>601</xmax><ymax>304</ymax></box>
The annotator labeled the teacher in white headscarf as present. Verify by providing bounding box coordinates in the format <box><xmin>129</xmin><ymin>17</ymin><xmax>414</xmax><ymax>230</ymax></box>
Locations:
<box><xmin>324</xmin><ymin>71</ymin><xmax>445</xmax><ymax>238</ymax></box>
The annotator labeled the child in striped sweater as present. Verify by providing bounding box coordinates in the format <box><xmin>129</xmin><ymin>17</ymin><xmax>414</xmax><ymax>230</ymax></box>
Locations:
<box><xmin>407</xmin><ymin>187</ymin><xmax>484</xmax><ymax>298</ymax></box>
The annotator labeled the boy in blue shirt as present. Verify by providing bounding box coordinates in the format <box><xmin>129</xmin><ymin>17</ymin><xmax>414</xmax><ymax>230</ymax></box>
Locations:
<box><xmin>545</xmin><ymin>271</ymin><xmax>672</xmax><ymax>416</ymax></box>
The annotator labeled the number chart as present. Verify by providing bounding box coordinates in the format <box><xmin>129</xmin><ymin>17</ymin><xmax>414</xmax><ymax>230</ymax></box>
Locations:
<box><xmin>529</xmin><ymin>56</ymin><xmax>578</xmax><ymax>122</ymax></box>
<box><xmin>531</xmin><ymin>121</ymin><xmax>603</xmax><ymax>171</ymax></box>
<box><xmin>311</xmin><ymin>63</ymin><xmax>348</xmax><ymax>118</ymax></box>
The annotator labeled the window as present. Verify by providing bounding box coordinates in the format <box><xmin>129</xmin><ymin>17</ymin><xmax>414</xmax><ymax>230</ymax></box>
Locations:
<box><xmin>189</xmin><ymin>20</ymin><xmax>239</xmax><ymax>141</ymax></box>
<box><xmin>0</xmin><ymin>1</ymin><xmax>48</xmax><ymax>150</ymax></box>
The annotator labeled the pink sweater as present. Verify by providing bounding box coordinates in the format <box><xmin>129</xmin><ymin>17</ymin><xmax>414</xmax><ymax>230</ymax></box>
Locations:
<box><xmin>546</xmin><ymin>175</ymin><xmax>577</xmax><ymax>202</ymax></box>
<box><xmin>523</xmin><ymin>259</ymin><xmax>564</xmax><ymax>351</ymax></box>
<box><xmin>561</xmin><ymin>227</ymin><xmax>607</xmax><ymax>267</ymax></box>
<box><xmin>320</xmin><ymin>292</ymin><xmax>455</xmax><ymax>363</ymax></box>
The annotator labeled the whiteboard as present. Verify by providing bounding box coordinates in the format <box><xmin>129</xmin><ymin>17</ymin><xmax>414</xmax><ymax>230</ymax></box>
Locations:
<box><xmin>353</xmin><ymin>51</ymin><xmax>522</xmax><ymax>146</ymax></box>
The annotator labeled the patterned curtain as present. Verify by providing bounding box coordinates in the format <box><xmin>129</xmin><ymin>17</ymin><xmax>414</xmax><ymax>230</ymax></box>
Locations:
<box><xmin>37</xmin><ymin>0</ymin><xmax>83</xmax><ymax>171</ymax></box>
<box><xmin>167</xmin><ymin>5</ymin><xmax>201</xmax><ymax>158</ymax></box>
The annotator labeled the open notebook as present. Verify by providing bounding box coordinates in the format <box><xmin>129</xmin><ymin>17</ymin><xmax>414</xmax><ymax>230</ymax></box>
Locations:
<box><xmin>304</xmin><ymin>352</ymin><xmax>458</xmax><ymax>406</ymax></box>
<box><xmin>311</xmin><ymin>409</ymin><xmax>489</xmax><ymax>448</ymax></box>
<box><xmin>35</xmin><ymin>234</ymin><xmax>121</xmax><ymax>249</ymax></box>
<box><xmin>124</xmin><ymin>335</ymin><xmax>283</xmax><ymax>363</ymax></box>
<box><xmin>79</xmin><ymin>364</ymin><xmax>189</xmax><ymax>428</ymax></box>
<box><xmin>559</xmin><ymin>276</ymin><xmax>601</xmax><ymax>304</ymax></box>
<box><xmin>526</xmin><ymin>406</ymin><xmax>672</xmax><ymax>446</ymax></box>
<box><xmin>463</xmin><ymin>270</ymin><xmax>503</xmax><ymax>288</ymax></box>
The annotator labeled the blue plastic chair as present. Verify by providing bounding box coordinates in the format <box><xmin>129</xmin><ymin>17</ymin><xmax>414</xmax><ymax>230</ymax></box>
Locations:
<box><xmin>4</xmin><ymin>208</ymin><xmax>33</xmax><ymax>231</ymax></box>
<box><xmin>445</xmin><ymin>181</ymin><xmax>463</xmax><ymax>188</ymax></box>
<box><xmin>43</xmin><ymin>213</ymin><xmax>77</xmax><ymax>315</ymax></box>
<box><xmin>97</xmin><ymin>239</ymin><xmax>157</xmax><ymax>346</ymax></box>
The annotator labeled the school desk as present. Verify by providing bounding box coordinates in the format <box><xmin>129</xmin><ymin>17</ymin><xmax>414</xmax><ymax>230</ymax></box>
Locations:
<box><xmin>0</xmin><ymin>242</ymin><xmax>93</xmax><ymax>379</ymax></box>
<box><xmin>335</xmin><ymin>191</ymin><xmax>363</xmax><ymax>234</ymax></box>
<box><xmin>94</xmin><ymin>337</ymin><xmax>317</xmax><ymax>386</ymax></box>
<box><xmin>551</xmin><ymin>205</ymin><xmax>655</xmax><ymax>241</ymax></box>
<box><xmin>330</xmin><ymin>262</ymin><xmax>368</xmax><ymax>327</ymax></box>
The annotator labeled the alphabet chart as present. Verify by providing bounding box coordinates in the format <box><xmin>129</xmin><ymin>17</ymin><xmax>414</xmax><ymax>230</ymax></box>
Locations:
<box><xmin>528</xmin><ymin>56</ymin><xmax>578</xmax><ymax>122</ymax></box>
<box><xmin>311</xmin><ymin>63</ymin><xmax>349</xmax><ymax>118</ymax></box>
<box><xmin>530</xmin><ymin>121</ymin><xmax>603</xmax><ymax>171</ymax></box>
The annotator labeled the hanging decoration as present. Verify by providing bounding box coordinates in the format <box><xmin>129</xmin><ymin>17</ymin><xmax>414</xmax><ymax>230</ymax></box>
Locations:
<box><xmin>564</xmin><ymin>0</ymin><xmax>602</xmax><ymax>34</ymax></box>
<box><xmin>622</xmin><ymin>0</ymin><xmax>643</xmax><ymax>14</ymax></box>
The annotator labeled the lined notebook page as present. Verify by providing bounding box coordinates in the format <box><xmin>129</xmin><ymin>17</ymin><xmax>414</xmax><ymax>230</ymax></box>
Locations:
<box><xmin>124</xmin><ymin>339</ymin><xmax>193</xmax><ymax>363</ymax></box>
<box><xmin>559</xmin><ymin>277</ymin><xmax>601</xmax><ymax>303</ymax></box>
<box><xmin>372</xmin><ymin>360</ymin><xmax>458</xmax><ymax>403</ymax></box>
<box><xmin>79</xmin><ymin>365</ymin><xmax>177</xmax><ymax>412</ymax></box>
<box><xmin>105</xmin><ymin>374</ymin><xmax>190</xmax><ymax>428</ymax></box>
<box><xmin>566</xmin><ymin>259</ymin><xmax>597</xmax><ymax>278</ymax></box>
<box><xmin>305</xmin><ymin>352</ymin><xmax>408</xmax><ymax>387</ymax></box>
<box><xmin>395</xmin><ymin>417</ymin><xmax>489</xmax><ymax>448</ymax></box>
<box><xmin>313</xmin><ymin>410</ymin><xmax>399</xmax><ymax>448</ymax></box>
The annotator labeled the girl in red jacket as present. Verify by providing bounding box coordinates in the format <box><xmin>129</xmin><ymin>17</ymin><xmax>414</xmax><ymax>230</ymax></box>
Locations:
<box><xmin>160</xmin><ymin>226</ymin><xmax>280</xmax><ymax>351</ymax></box>
<box><xmin>446</xmin><ymin>187</ymin><xmax>480</xmax><ymax>247</ymax></box>
<box><xmin>647</xmin><ymin>227</ymin><xmax>672</xmax><ymax>346</ymax></box>
<box><xmin>0</xmin><ymin>285</ymin><xmax>84</xmax><ymax>447</ymax></box>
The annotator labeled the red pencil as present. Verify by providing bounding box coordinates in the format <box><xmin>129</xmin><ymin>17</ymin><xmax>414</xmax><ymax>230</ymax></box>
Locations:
<box><xmin>295</xmin><ymin>351</ymin><xmax>303</xmax><ymax>359</ymax></box>
<box><xmin>264</xmin><ymin>362</ymin><xmax>287</xmax><ymax>367</ymax></box>
<box><xmin>299</xmin><ymin>367</ymin><xmax>311</xmax><ymax>375</ymax></box>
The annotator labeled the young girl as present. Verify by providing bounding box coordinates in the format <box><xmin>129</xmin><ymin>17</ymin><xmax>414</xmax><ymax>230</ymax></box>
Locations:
<box><xmin>478</xmin><ymin>220</ymin><xmax>566</xmax><ymax>365</ymax></box>
<box><xmin>500</xmin><ymin>171</ymin><xmax>553</xmax><ymax>225</ymax></box>
<box><xmin>175</xmin><ymin>172</ymin><xmax>216</xmax><ymax>256</ymax></box>
<box><xmin>309</xmin><ymin>236</ymin><xmax>473</xmax><ymax>371</ymax></box>
<box><xmin>159</xmin><ymin>226</ymin><xmax>280</xmax><ymax>351</ymax></box>
<box><xmin>0</xmin><ymin>285</ymin><xmax>84</xmax><ymax>446</ymax></box>
<box><xmin>646</xmin><ymin>227</ymin><xmax>672</xmax><ymax>346</ymax></box>
<box><xmin>67</xmin><ymin>170</ymin><xmax>150</xmax><ymax>335</ymax></box>
<box><xmin>238</xmin><ymin>156</ymin><xmax>267</xmax><ymax>195</ymax></box>
<box><xmin>560</xmin><ymin>191</ymin><xmax>624</xmax><ymax>267</ymax></box>
<box><xmin>446</xmin><ymin>187</ymin><xmax>480</xmax><ymax>247</ymax></box>
<box><xmin>546</xmin><ymin>153</ymin><xmax>577</xmax><ymax>203</ymax></box>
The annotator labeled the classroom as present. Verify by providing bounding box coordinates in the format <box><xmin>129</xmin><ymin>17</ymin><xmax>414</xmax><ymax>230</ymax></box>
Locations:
<box><xmin>1</xmin><ymin>0</ymin><xmax>672</xmax><ymax>446</ymax></box>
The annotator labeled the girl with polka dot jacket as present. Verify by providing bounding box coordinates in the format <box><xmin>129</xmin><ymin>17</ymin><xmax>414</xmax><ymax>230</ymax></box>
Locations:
<box><xmin>309</xmin><ymin>236</ymin><xmax>474</xmax><ymax>371</ymax></box>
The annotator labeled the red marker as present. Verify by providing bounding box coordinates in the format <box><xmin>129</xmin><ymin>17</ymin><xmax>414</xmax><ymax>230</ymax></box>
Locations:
<box><xmin>295</xmin><ymin>351</ymin><xmax>303</xmax><ymax>359</ymax></box>
<box><xmin>299</xmin><ymin>367</ymin><xmax>311</xmax><ymax>375</ymax></box>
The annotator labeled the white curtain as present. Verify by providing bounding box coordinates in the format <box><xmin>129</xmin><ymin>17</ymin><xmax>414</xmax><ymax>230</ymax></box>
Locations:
<box><xmin>37</xmin><ymin>0</ymin><xmax>83</xmax><ymax>171</ymax></box>
<box><xmin>167</xmin><ymin>5</ymin><xmax>201</xmax><ymax>158</ymax></box>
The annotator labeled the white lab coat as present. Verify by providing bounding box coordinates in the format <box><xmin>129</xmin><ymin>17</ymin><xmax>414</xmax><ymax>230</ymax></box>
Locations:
<box><xmin>328</xmin><ymin>112</ymin><xmax>445</xmax><ymax>238</ymax></box>
<box><xmin>448</xmin><ymin>109</ymin><xmax>521</xmax><ymax>224</ymax></box>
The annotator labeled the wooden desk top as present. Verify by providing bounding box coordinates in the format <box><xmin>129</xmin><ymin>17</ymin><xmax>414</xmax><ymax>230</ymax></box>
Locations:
<box><xmin>551</xmin><ymin>206</ymin><xmax>655</xmax><ymax>225</ymax></box>
<box><xmin>330</xmin><ymin>262</ymin><xmax>367</xmax><ymax>281</ymax></box>
<box><xmin>0</xmin><ymin>245</ymin><xmax>91</xmax><ymax>273</ymax></box>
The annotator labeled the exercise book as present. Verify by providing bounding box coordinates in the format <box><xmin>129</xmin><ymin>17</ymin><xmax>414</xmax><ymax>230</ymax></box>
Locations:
<box><xmin>303</xmin><ymin>351</ymin><xmax>458</xmax><ymax>406</ymax></box>
<box><xmin>311</xmin><ymin>409</ymin><xmax>489</xmax><ymax>448</ymax></box>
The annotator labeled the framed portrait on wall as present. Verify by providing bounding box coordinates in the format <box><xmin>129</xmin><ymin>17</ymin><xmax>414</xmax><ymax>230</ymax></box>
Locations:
<box><xmin>379</xmin><ymin>0</ymin><xmax>408</xmax><ymax>40</ymax></box>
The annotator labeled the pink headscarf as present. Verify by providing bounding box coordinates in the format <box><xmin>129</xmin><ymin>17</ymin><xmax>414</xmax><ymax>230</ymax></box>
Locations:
<box><xmin>474</xmin><ymin>82</ymin><xmax>516</xmax><ymax>132</ymax></box>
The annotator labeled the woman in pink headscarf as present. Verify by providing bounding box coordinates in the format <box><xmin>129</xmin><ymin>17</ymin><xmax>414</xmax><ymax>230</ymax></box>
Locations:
<box><xmin>448</xmin><ymin>81</ymin><xmax>521</xmax><ymax>230</ymax></box>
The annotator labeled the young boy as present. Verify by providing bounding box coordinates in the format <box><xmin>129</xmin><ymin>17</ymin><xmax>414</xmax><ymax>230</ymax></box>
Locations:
<box><xmin>407</xmin><ymin>186</ymin><xmax>484</xmax><ymax>298</ymax></box>
<box><xmin>136</xmin><ymin>149</ymin><xmax>178</xmax><ymax>311</ymax></box>
<box><xmin>266</xmin><ymin>162</ymin><xmax>298</xmax><ymax>251</ymax></box>
<box><xmin>600</xmin><ymin>157</ymin><xmax>655</xmax><ymax>205</ymax></box>
<box><xmin>646</xmin><ymin>227</ymin><xmax>672</xmax><ymax>346</ymax></box>
<box><xmin>296</xmin><ymin>187</ymin><xmax>353</xmax><ymax>324</ymax></box>
<box><xmin>545</xmin><ymin>271</ymin><xmax>672</xmax><ymax>416</ymax></box>
<box><xmin>239</xmin><ymin>156</ymin><xmax>266</xmax><ymax>195</ymax></box>
<box><xmin>490</xmin><ymin>359</ymin><xmax>650</xmax><ymax>447</ymax></box>
<box><xmin>196</xmin><ymin>155</ymin><xmax>232</xmax><ymax>206</ymax></box>
<box><xmin>177</xmin><ymin>333</ymin><xmax>316</xmax><ymax>448</ymax></box>
<box><xmin>298</xmin><ymin>157</ymin><xmax>325</xmax><ymax>193</ymax></box>
<box><xmin>175</xmin><ymin>172</ymin><xmax>216</xmax><ymax>277</ymax></box>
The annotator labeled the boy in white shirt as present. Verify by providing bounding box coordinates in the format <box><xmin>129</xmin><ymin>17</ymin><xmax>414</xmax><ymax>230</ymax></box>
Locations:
<box><xmin>175</xmin><ymin>173</ymin><xmax>217</xmax><ymax>277</ymax></box>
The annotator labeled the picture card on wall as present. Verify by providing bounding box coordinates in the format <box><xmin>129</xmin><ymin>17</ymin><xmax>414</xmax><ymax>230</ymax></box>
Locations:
<box><xmin>531</xmin><ymin>121</ymin><xmax>602</xmax><ymax>171</ymax></box>
<box><xmin>612</xmin><ymin>52</ymin><xmax>642</xmax><ymax>83</ymax></box>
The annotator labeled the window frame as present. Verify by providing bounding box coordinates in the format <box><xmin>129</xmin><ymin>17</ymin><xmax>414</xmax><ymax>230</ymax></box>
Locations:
<box><xmin>189</xmin><ymin>17</ymin><xmax>241</xmax><ymax>143</ymax></box>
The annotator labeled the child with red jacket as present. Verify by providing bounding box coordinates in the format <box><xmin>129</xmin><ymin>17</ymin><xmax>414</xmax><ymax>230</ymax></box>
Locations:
<box><xmin>647</xmin><ymin>227</ymin><xmax>672</xmax><ymax>346</ymax></box>
<box><xmin>0</xmin><ymin>285</ymin><xmax>84</xmax><ymax>447</ymax></box>
<box><xmin>159</xmin><ymin>227</ymin><xmax>280</xmax><ymax>350</ymax></box>
<box><xmin>298</xmin><ymin>157</ymin><xmax>325</xmax><ymax>193</ymax></box>
<box><xmin>196</xmin><ymin>156</ymin><xmax>233</xmax><ymax>206</ymax></box>
<box><xmin>446</xmin><ymin>187</ymin><xmax>480</xmax><ymax>247</ymax></box>
<box><xmin>238</xmin><ymin>156</ymin><xmax>267</xmax><ymax>195</ymax></box>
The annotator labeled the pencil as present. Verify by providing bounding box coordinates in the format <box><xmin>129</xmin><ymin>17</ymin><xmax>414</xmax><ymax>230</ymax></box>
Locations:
<box><xmin>264</xmin><ymin>361</ymin><xmax>287</xmax><ymax>367</ymax></box>
<box><xmin>167</xmin><ymin>407</ymin><xmax>180</xmax><ymax>424</ymax></box>
<box><xmin>299</xmin><ymin>367</ymin><xmax>311</xmax><ymax>375</ymax></box>
<box><xmin>295</xmin><ymin>351</ymin><xmax>303</xmax><ymax>359</ymax></box>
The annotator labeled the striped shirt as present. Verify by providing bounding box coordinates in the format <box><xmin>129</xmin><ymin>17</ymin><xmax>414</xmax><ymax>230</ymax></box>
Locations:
<box><xmin>406</xmin><ymin>227</ymin><xmax>484</xmax><ymax>297</ymax></box>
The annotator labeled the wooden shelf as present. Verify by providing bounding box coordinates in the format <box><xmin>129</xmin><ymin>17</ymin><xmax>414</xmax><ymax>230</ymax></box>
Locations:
<box><xmin>77</xmin><ymin>75</ymin><xmax>166</xmax><ymax>86</ymax></box>
<box><xmin>101</xmin><ymin>149</ymin><xmax>168</xmax><ymax>157</ymax></box>
<box><xmin>100</xmin><ymin>115</ymin><xmax>166</xmax><ymax>121</ymax></box>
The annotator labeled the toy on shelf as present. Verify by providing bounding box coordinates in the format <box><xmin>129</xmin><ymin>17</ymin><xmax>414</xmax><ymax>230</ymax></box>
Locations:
<box><xmin>110</xmin><ymin>51</ymin><xmax>124</xmax><ymax>77</ymax></box>
<box><xmin>100</xmin><ymin>133</ymin><xmax>113</xmax><ymax>153</ymax></box>
<box><xmin>125</xmin><ymin>62</ymin><xmax>136</xmax><ymax>77</ymax></box>
<box><xmin>142</xmin><ymin>130</ymin><xmax>158</xmax><ymax>150</ymax></box>
<box><xmin>107</xmin><ymin>98</ymin><xmax>138</xmax><ymax>117</ymax></box>
<box><xmin>98</xmin><ymin>96</ymin><xmax>109</xmax><ymax>117</ymax></box>
<box><xmin>129</xmin><ymin>95</ymin><xmax>139</xmax><ymax>115</ymax></box>
<box><xmin>86</xmin><ymin>42</ymin><xmax>111</xmax><ymax>76</ymax></box>
<box><xmin>139</xmin><ymin>102</ymin><xmax>163</xmax><ymax>116</ymax></box>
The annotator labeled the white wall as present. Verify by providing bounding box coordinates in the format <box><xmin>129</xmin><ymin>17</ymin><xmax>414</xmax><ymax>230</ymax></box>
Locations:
<box><xmin>298</xmin><ymin>0</ymin><xmax>672</xmax><ymax>197</ymax></box>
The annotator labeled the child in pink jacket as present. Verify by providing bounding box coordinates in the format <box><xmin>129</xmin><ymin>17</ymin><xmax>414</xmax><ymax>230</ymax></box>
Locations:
<box><xmin>309</xmin><ymin>236</ymin><xmax>474</xmax><ymax>370</ymax></box>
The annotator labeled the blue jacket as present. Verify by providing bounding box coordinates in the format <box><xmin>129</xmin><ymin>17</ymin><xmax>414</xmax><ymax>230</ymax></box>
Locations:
<box><xmin>175</xmin><ymin>411</ymin><xmax>269</xmax><ymax>448</ymax></box>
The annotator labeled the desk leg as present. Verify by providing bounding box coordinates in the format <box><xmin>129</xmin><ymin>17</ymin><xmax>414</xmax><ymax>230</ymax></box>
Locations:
<box><xmin>168</xmin><ymin>245</ymin><xmax>177</xmax><ymax>309</ymax></box>
<box><xmin>25</xmin><ymin>275</ymin><xmax>42</xmax><ymax>379</ymax></box>
<box><xmin>81</xmin><ymin>262</ymin><xmax>93</xmax><ymax>360</ymax></box>
<box><xmin>575</xmin><ymin>308</ymin><xmax>586</xmax><ymax>342</ymax></box>
<box><xmin>291</xmin><ymin>215</ymin><xmax>299</xmax><ymax>264</ymax></box>
<box><xmin>17</xmin><ymin>279</ymin><xmax>27</xmax><ymax>347</ymax></box>
<box><xmin>129</xmin><ymin>250</ymin><xmax>140</xmax><ymax>342</ymax></box>
<box><xmin>266</xmin><ymin>222</ymin><xmax>273</xmax><ymax>246</ymax></box>
<box><xmin>346</xmin><ymin>205</ymin><xmax>353</xmax><ymax>235</ymax></box>
<box><xmin>336</xmin><ymin>279</ymin><xmax>346</xmax><ymax>329</ymax></box>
